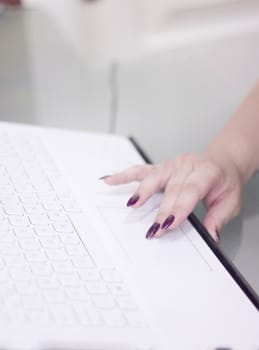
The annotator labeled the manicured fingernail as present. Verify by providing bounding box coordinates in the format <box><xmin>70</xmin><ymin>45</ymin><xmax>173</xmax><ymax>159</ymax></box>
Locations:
<box><xmin>161</xmin><ymin>215</ymin><xmax>175</xmax><ymax>230</ymax></box>
<box><xmin>146</xmin><ymin>222</ymin><xmax>160</xmax><ymax>239</ymax></box>
<box><xmin>127</xmin><ymin>194</ymin><xmax>140</xmax><ymax>207</ymax></box>
<box><xmin>216</xmin><ymin>230</ymin><xmax>220</xmax><ymax>242</ymax></box>
<box><xmin>99</xmin><ymin>175</ymin><xmax>111</xmax><ymax>180</ymax></box>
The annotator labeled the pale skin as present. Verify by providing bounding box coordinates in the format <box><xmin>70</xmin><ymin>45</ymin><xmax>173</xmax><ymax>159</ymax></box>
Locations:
<box><xmin>101</xmin><ymin>81</ymin><xmax>259</xmax><ymax>242</ymax></box>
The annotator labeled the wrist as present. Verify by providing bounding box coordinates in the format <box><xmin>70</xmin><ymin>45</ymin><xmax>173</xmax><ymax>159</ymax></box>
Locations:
<box><xmin>204</xmin><ymin>142</ymin><xmax>253</xmax><ymax>185</ymax></box>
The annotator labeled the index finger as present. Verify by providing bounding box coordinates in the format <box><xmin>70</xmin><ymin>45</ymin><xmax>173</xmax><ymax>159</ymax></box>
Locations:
<box><xmin>100</xmin><ymin>164</ymin><xmax>154</xmax><ymax>185</ymax></box>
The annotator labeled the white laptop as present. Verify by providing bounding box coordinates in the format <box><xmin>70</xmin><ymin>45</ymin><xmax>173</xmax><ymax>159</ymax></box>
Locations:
<box><xmin>0</xmin><ymin>122</ymin><xmax>258</xmax><ymax>350</ymax></box>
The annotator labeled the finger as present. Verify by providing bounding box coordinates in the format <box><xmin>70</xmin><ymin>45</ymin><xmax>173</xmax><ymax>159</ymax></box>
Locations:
<box><xmin>145</xmin><ymin>162</ymin><xmax>196</xmax><ymax>239</ymax></box>
<box><xmin>203</xmin><ymin>193</ymin><xmax>241</xmax><ymax>242</ymax></box>
<box><xmin>148</xmin><ymin>163</ymin><xmax>220</xmax><ymax>239</ymax></box>
<box><xmin>100</xmin><ymin>164</ymin><xmax>153</xmax><ymax>185</ymax></box>
<box><xmin>154</xmin><ymin>184</ymin><xmax>202</xmax><ymax>238</ymax></box>
<box><xmin>127</xmin><ymin>163</ymin><xmax>173</xmax><ymax>208</ymax></box>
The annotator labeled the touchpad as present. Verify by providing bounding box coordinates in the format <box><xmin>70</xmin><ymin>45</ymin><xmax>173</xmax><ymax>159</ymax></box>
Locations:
<box><xmin>95</xmin><ymin>189</ymin><xmax>212</xmax><ymax>275</ymax></box>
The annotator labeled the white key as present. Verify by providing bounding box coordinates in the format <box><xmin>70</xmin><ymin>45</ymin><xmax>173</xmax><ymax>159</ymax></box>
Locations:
<box><xmin>18</xmin><ymin>238</ymin><xmax>40</xmax><ymax>251</ymax></box>
<box><xmin>56</xmin><ymin>190</ymin><xmax>72</xmax><ymax>200</ymax></box>
<box><xmin>37</xmin><ymin>191</ymin><xmax>57</xmax><ymax>201</ymax></box>
<box><xmin>86</xmin><ymin>281</ymin><xmax>107</xmax><ymax>295</ymax></box>
<box><xmin>1</xmin><ymin>198</ymin><xmax>19</xmax><ymax>208</ymax></box>
<box><xmin>33</xmin><ymin>180</ymin><xmax>52</xmax><ymax>193</ymax></box>
<box><xmin>0</xmin><ymin>209</ymin><xmax>5</xmax><ymax>221</ymax></box>
<box><xmin>23</xmin><ymin>203</ymin><xmax>44</xmax><ymax>215</ymax></box>
<box><xmin>4</xmin><ymin>204</ymin><xmax>24</xmax><ymax>216</ymax></box>
<box><xmin>10</xmin><ymin>174</ymin><xmax>28</xmax><ymax>186</ymax></box>
<box><xmin>53</xmin><ymin>222</ymin><xmax>74</xmax><ymax>234</ymax></box>
<box><xmin>0</xmin><ymin>242</ymin><xmax>20</xmax><ymax>256</ymax></box>
<box><xmin>0</xmin><ymin>309</ymin><xmax>9</xmax><ymax>325</ymax></box>
<box><xmin>48</xmin><ymin>211</ymin><xmax>68</xmax><ymax>222</ymax></box>
<box><xmin>29</xmin><ymin>214</ymin><xmax>49</xmax><ymax>226</ymax></box>
<box><xmin>19</xmin><ymin>194</ymin><xmax>39</xmax><ymax>205</ymax></box>
<box><xmin>25</xmin><ymin>250</ymin><xmax>46</xmax><ymax>263</ymax></box>
<box><xmin>31</xmin><ymin>262</ymin><xmax>53</xmax><ymax>276</ymax></box>
<box><xmin>43</xmin><ymin>289</ymin><xmax>66</xmax><ymax>304</ymax></box>
<box><xmin>0</xmin><ymin>258</ymin><xmax>4</xmax><ymax>269</ymax></box>
<box><xmin>14</xmin><ymin>227</ymin><xmax>35</xmax><ymax>238</ymax></box>
<box><xmin>23</xmin><ymin>295</ymin><xmax>44</xmax><ymax>309</ymax></box>
<box><xmin>0</xmin><ymin>175</ymin><xmax>10</xmax><ymax>185</ymax></box>
<box><xmin>108</xmin><ymin>283</ymin><xmax>130</xmax><ymax>296</ymax></box>
<box><xmin>51</xmin><ymin>304</ymin><xmax>77</xmax><ymax>326</ymax></box>
<box><xmin>78</xmin><ymin>269</ymin><xmax>100</xmax><ymax>282</ymax></box>
<box><xmin>9</xmin><ymin>308</ymin><xmax>28</xmax><ymax>324</ymax></box>
<box><xmin>15</xmin><ymin>281</ymin><xmax>39</xmax><ymax>295</ymax></box>
<box><xmin>9</xmin><ymin>268</ymin><xmax>32</xmax><ymax>281</ymax></box>
<box><xmin>101</xmin><ymin>309</ymin><xmax>126</xmax><ymax>327</ymax></box>
<box><xmin>73</xmin><ymin>303</ymin><xmax>101</xmax><ymax>326</ymax></box>
<box><xmin>93</xmin><ymin>295</ymin><xmax>116</xmax><ymax>309</ymax></box>
<box><xmin>36</xmin><ymin>183</ymin><xmax>55</xmax><ymax>195</ymax></box>
<box><xmin>52</xmin><ymin>261</ymin><xmax>75</xmax><ymax>274</ymax></box>
<box><xmin>0</xmin><ymin>240</ymin><xmax>16</xmax><ymax>251</ymax></box>
<box><xmin>0</xmin><ymin>231</ymin><xmax>14</xmax><ymax>243</ymax></box>
<box><xmin>66</xmin><ymin>287</ymin><xmax>90</xmax><ymax>301</ymax></box>
<box><xmin>4</xmin><ymin>294</ymin><xmax>21</xmax><ymax>309</ymax></box>
<box><xmin>46</xmin><ymin>249</ymin><xmax>68</xmax><ymax>261</ymax></box>
<box><xmin>34</xmin><ymin>225</ymin><xmax>56</xmax><ymax>237</ymax></box>
<box><xmin>4</xmin><ymin>255</ymin><xmax>27</xmax><ymax>268</ymax></box>
<box><xmin>0</xmin><ymin>193</ymin><xmax>14</xmax><ymax>205</ymax></box>
<box><xmin>59</xmin><ymin>273</ymin><xmax>82</xmax><ymax>287</ymax></box>
<box><xmin>59</xmin><ymin>234</ymin><xmax>80</xmax><ymax>245</ymax></box>
<box><xmin>116</xmin><ymin>296</ymin><xmax>138</xmax><ymax>310</ymax></box>
<box><xmin>38</xmin><ymin>276</ymin><xmax>59</xmax><ymax>289</ymax></box>
<box><xmin>0</xmin><ymin>270</ymin><xmax>9</xmax><ymax>283</ymax></box>
<box><xmin>28</xmin><ymin>309</ymin><xmax>51</xmax><ymax>324</ymax></box>
<box><xmin>40</xmin><ymin>237</ymin><xmax>61</xmax><ymax>249</ymax></box>
<box><xmin>15</xmin><ymin>184</ymin><xmax>34</xmax><ymax>194</ymax></box>
<box><xmin>125</xmin><ymin>311</ymin><xmax>147</xmax><ymax>328</ymax></box>
<box><xmin>42</xmin><ymin>200</ymin><xmax>62</xmax><ymax>211</ymax></box>
<box><xmin>0</xmin><ymin>281</ymin><xmax>16</xmax><ymax>296</ymax></box>
<box><xmin>100</xmin><ymin>269</ymin><xmax>122</xmax><ymax>282</ymax></box>
<box><xmin>62</xmin><ymin>200</ymin><xmax>81</xmax><ymax>213</ymax></box>
<box><xmin>0</xmin><ymin>219</ymin><xmax>11</xmax><ymax>232</ymax></box>
<box><xmin>72</xmin><ymin>256</ymin><xmax>94</xmax><ymax>268</ymax></box>
<box><xmin>65</xmin><ymin>244</ymin><xmax>87</xmax><ymax>256</ymax></box>
<box><xmin>9</xmin><ymin>215</ymin><xmax>29</xmax><ymax>227</ymax></box>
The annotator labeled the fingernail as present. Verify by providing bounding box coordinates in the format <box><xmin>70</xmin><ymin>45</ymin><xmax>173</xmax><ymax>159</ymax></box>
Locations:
<box><xmin>161</xmin><ymin>215</ymin><xmax>175</xmax><ymax>230</ymax></box>
<box><xmin>216</xmin><ymin>230</ymin><xmax>220</xmax><ymax>242</ymax></box>
<box><xmin>146</xmin><ymin>222</ymin><xmax>160</xmax><ymax>239</ymax></box>
<box><xmin>99</xmin><ymin>175</ymin><xmax>111</xmax><ymax>180</ymax></box>
<box><xmin>127</xmin><ymin>194</ymin><xmax>140</xmax><ymax>207</ymax></box>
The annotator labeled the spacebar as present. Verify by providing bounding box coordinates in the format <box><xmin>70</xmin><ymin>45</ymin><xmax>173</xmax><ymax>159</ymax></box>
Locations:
<box><xmin>69</xmin><ymin>213</ymin><xmax>114</xmax><ymax>269</ymax></box>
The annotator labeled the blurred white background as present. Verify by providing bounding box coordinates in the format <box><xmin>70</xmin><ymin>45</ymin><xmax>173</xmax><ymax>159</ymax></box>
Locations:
<box><xmin>22</xmin><ymin>0</ymin><xmax>259</xmax><ymax>60</ymax></box>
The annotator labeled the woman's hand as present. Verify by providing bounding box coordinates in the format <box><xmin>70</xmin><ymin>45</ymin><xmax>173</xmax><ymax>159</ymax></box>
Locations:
<box><xmin>100</xmin><ymin>152</ymin><xmax>243</xmax><ymax>242</ymax></box>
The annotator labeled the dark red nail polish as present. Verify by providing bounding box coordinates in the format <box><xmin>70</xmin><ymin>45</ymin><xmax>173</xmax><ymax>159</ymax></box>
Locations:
<box><xmin>127</xmin><ymin>194</ymin><xmax>140</xmax><ymax>207</ymax></box>
<box><xmin>161</xmin><ymin>215</ymin><xmax>175</xmax><ymax>230</ymax></box>
<box><xmin>146</xmin><ymin>222</ymin><xmax>160</xmax><ymax>239</ymax></box>
<box><xmin>99</xmin><ymin>175</ymin><xmax>111</xmax><ymax>180</ymax></box>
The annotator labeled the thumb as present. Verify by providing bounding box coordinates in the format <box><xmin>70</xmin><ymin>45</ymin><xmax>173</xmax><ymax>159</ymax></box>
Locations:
<box><xmin>203</xmin><ymin>194</ymin><xmax>240</xmax><ymax>242</ymax></box>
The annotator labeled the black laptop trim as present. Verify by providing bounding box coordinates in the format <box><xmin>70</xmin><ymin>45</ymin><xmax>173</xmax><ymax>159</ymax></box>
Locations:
<box><xmin>129</xmin><ymin>136</ymin><xmax>259</xmax><ymax>311</ymax></box>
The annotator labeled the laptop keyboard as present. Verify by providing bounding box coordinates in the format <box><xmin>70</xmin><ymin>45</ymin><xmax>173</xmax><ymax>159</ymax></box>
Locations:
<box><xmin>0</xmin><ymin>131</ymin><xmax>146</xmax><ymax>329</ymax></box>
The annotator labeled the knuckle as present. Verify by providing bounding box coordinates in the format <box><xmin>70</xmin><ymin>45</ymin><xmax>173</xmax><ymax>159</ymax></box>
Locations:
<box><xmin>232</xmin><ymin>202</ymin><xmax>241</xmax><ymax>218</ymax></box>
<box><xmin>180</xmin><ymin>152</ymin><xmax>199</xmax><ymax>163</ymax></box>
<box><xmin>159</xmin><ymin>159</ymin><xmax>174</xmax><ymax>171</ymax></box>
<box><xmin>156</xmin><ymin>211</ymin><xmax>168</xmax><ymax>223</ymax></box>
<box><xmin>182</xmin><ymin>182</ymin><xmax>201</xmax><ymax>201</ymax></box>
<box><xmin>134</xmin><ymin>164</ymin><xmax>152</xmax><ymax>181</ymax></box>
